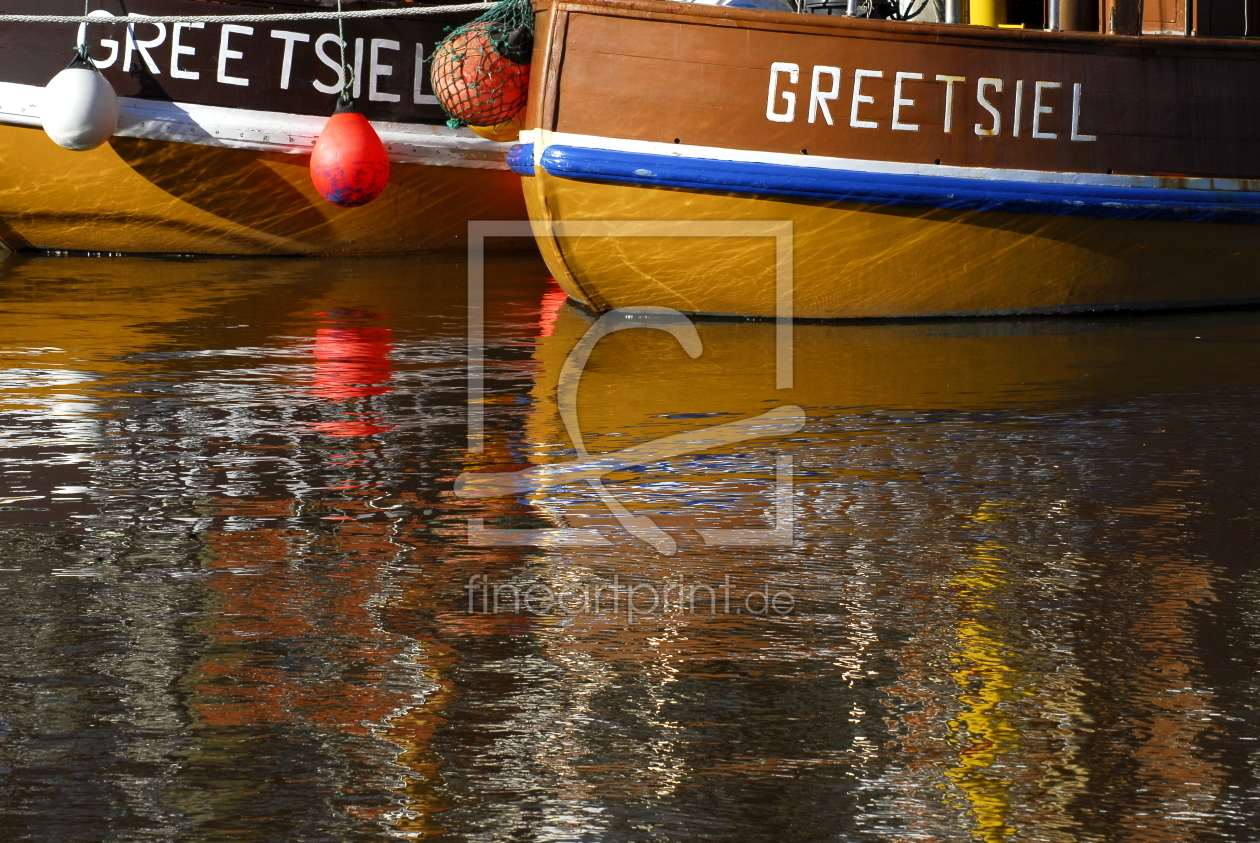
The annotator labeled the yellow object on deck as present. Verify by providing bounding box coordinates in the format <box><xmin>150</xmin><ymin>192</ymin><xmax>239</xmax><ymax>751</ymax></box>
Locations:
<box><xmin>469</xmin><ymin>115</ymin><xmax>525</xmax><ymax>143</ymax></box>
<box><xmin>970</xmin><ymin>0</ymin><xmax>1007</xmax><ymax>26</ymax></box>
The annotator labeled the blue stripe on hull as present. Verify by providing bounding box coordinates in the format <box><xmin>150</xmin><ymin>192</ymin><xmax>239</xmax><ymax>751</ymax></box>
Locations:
<box><xmin>526</xmin><ymin>143</ymin><xmax>1260</xmax><ymax>225</ymax></box>
<box><xmin>507</xmin><ymin>143</ymin><xmax>535</xmax><ymax>176</ymax></box>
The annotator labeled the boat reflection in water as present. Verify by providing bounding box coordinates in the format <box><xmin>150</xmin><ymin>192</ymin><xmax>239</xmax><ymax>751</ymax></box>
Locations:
<box><xmin>1</xmin><ymin>254</ymin><xmax>1259</xmax><ymax>840</ymax></box>
<box><xmin>458</xmin><ymin>301</ymin><xmax>1259</xmax><ymax>842</ymax></box>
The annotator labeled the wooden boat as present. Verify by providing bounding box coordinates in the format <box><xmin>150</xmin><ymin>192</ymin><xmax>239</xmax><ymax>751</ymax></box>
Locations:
<box><xmin>0</xmin><ymin>0</ymin><xmax>528</xmax><ymax>255</ymax></box>
<box><xmin>515</xmin><ymin>0</ymin><xmax>1260</xmax><ymax>318</ymax></box>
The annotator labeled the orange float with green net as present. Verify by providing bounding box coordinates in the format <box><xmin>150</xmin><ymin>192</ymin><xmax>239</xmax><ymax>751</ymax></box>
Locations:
<box><xmin>430</xmin><ymin>0</ymin><xmax>533</xmax><ymax>134</ymax></box>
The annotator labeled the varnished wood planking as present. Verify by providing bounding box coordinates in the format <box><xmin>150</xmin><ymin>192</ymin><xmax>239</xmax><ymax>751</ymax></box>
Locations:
<box><xmin>537</xmin><ymin>0</ymin><xmax>1260</xmax><ymax>178</ymax></box>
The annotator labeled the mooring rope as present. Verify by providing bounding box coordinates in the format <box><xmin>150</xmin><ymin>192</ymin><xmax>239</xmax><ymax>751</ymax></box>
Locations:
<box><xmin>0</xmin><ymin>5</ymin><xmax>493</xmax><ymax>24</ymax></box>
<box><xmin>336</xmin><ymin>0</ymin><xmax>354</xmax><ymax>100</ymax></box>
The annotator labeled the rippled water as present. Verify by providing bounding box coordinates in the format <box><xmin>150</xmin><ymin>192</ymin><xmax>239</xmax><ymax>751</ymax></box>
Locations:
<box><xmin>2</xmin><ymin>252</ymin><xmax>1260</xmax><ymax>842</ymax></box>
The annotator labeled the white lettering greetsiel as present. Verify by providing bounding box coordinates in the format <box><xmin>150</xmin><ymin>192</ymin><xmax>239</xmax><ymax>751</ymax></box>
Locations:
<box><xmin>80</xmin><ymin>15</ymin><xmax>434</xmax><ymax>104</ymax></box>
<box><xmin>766</xmin><ymin>63</ymin><xmax>1097</xmax><ymax>142</ymax></box>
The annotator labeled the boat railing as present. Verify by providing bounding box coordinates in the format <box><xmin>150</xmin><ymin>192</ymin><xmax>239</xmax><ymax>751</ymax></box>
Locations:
<box><xmin>798</xmin><ymin>0</ymin><xmax>1231</xmax><ymax>39</ymax></box>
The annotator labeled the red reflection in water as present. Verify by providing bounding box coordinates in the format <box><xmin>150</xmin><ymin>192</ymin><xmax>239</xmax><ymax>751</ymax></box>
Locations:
<box><xmin>536</xmin><ymin>280</ymin><xmax>567</xmax><ymax>339</ymax></box>
<box><xmin>310</xmin><ymin>309</ymin><xmax>394</xmax><ymax>437</ymax></box>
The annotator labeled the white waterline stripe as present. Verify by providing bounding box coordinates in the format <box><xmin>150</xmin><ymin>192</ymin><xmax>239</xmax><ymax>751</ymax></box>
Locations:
<box><xmin>0</xmin><ymin>6</ymin><xmax>494</xmax><ymax>24</ymax></box>
<box><xmin>533</xmin><ymin>130</ymin><xmax>1260</xmax><ymax>194</ymax></box>
<box><xmin>0</xmin><ymin>80</ymin><xmax>510</xmax><ymax>169</ymax></box>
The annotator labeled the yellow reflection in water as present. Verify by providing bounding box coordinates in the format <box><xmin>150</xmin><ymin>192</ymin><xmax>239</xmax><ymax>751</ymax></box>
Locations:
<box><xmin>945</xmin><ymin>502</ymin><xmax>1028</xmax><ymax>842</ymax></box>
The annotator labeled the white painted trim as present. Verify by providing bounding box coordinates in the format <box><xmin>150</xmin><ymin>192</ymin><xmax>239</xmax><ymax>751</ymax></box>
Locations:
<box><xmin>0</xmin><ymin>80</ymin><xmax>511</xmax><ymax>170</ymax></box>
<box><xmin>543</xmin><ymin>130</ymin><xmax>1260</xmax><ymax>194</ymax></box>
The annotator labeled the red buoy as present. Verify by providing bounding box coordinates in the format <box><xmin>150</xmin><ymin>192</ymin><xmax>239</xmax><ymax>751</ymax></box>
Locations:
<box><xmin>431</xmin><ymin>21</ymin><xmax>531</xmax><ymax>128</ymax></box>
<box><xmin>310</xmin><ymin>98</ymin><xmax>390</xmax><ymax>207</ymax></box>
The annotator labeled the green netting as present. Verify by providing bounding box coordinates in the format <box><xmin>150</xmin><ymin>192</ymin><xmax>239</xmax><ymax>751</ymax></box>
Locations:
<box><xmin>430</xmin><ymin>0</ymin><xmax>533</xmax><ymax>129</ymax></box>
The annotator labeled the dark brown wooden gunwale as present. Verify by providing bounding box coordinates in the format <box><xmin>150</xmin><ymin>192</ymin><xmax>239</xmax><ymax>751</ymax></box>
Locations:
<box><xmin>533</xmin><ymin>0</ymin><xmax>1260</xmax><ymax>54</ymax></box>
<box><xmin>527</xmin><ymin>0</ymin><xmax>1260</xmax><ymax>179</ymax></box>
<box><xmin>536</xmin><ymin>0</ymin><xmax>1260</xmax><ymax>67</ymax></box>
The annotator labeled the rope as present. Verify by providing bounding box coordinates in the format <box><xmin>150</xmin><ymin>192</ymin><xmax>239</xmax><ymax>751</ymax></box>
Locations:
<box><xmin>75</xmin><ymin>0</ymin><xmax>90</xmax><ymax>58</ymax></box>
<box><xmin>0</xmin><ymin>6</ymin><xmax>494</xmax><ymax>24</ymax></box>
<box><xmin>337</xmin><ymin>0</ymin><xmax>352</xmax><ymax>101</ymax></box>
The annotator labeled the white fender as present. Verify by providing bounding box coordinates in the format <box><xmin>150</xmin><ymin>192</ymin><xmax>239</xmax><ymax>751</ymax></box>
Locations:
<box><xmin>42</xmin><ymin>56</ymin><xmax>120</xmax><ymax>151</ymax></box>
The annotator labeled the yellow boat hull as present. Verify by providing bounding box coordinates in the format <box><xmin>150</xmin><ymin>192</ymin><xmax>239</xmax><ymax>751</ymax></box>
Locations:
<box><xmin>0</xmin><ymin>124</ymin><xmax>528</xmax><ymax>255</ymax></box>
<box><xmin>525</xmin><ymin>170</ymin><xmax>1260</xmax><ymax>320</ymax></box>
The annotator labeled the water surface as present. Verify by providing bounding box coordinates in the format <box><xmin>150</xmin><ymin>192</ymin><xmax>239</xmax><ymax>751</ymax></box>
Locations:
<box><xmin>1</xmin><ymin>253</ymin><xmax>1260</xmax><ymax>842</ymax></box>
